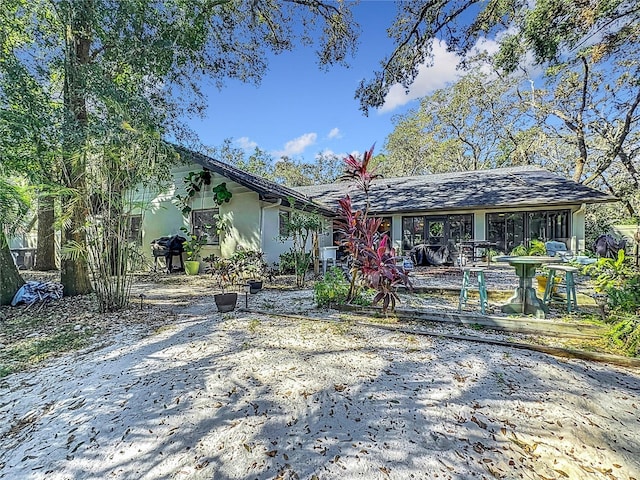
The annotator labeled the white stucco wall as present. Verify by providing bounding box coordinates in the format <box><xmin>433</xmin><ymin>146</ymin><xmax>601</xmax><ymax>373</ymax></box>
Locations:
<box><xmin>138</xmin><ymin>164</ymin><xmax>262</xmax><ymax>263</ymax></box>
<box><xmin>137</xmin><ymin>164</ymin><xmax>335</xmax><ymax>268</ymax></box>
<box><xmin>260</xmin><ymin>206</ymin><xmax>333</xmax><ymax>265</ymax></box>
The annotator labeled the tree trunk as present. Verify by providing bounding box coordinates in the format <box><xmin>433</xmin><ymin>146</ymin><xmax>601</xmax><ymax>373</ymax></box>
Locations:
<box><xmin>0</xmin><ymin>233</ymin><xmax>24</xmax><ymax>305</ymax></box>
<box><xmin>34</xmin><ymin>195</ymin><xmax>57</xmax><ymax>270</ymax></box>
<box><xmin>60</xmin><ymin>5</ymin><xmax>93</xmax><ymax>297</ymax></box>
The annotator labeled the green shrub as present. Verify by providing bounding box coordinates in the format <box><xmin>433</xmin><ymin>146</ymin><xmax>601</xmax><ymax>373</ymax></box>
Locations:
<box><xmin>509</xmin><ymin>244</ymin><xmax>527</xmax><ymax>256</ymax></box>
<box><xmin>583</xmin><ymin>250</ymin><xmax>633</xmax><ymax>293</ymax></box>
<box><xmin>509</xmin><ymin>239</ymin><xmax>546</xmax><ymax>256</ymax></box>
<box><xmin>314</xmin><ymin>267</ymin><xmax>349</xmax><ymax>307</ymax></box>
<box><xmin>528</xmin><ymin>239</ymin><xmax>547</xmax><ymax>256</ymax></box>
<box><xmin>314</xmin><ymin>267</ymin><xmax>374</xmax><ymax>308</ymax></box>
<box><xmin>606</xmin><ymin>314</ymin><xmax>640</xmax><ymax>357</ymax></box>
<box><xmin>278</xmin><ymin>251</ymin><xmax>311</xmax><ymax>275</ymax></box>
<box><xmin>607</xmin><ymin>275</ymin><xmax>640</xmax><ymax>312</ymax></box>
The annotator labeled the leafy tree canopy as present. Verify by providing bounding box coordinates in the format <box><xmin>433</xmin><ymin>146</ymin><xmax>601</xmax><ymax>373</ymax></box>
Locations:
<box><xmin>356</xmin><ymin>0</ymin><xmax>640</xmax><ymax>113</ymax></box>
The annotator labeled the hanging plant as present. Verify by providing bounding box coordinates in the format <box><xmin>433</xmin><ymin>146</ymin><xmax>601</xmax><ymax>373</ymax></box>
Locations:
<box><xmin>174</xmin><ymin>168</ymin><xmax>212</xmax><ymax>216</ymax></box>
<box><xmin>212</xmin><ymin>182</ymin><xmax>232</xmax><ymax>206</ymax></box>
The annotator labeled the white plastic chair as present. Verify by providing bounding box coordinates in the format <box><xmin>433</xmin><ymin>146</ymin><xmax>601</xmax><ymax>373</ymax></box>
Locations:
<box><xmin>320</xmin><ymin>246</ymin><xmax>338</xmax><ymax>274</ymax></box>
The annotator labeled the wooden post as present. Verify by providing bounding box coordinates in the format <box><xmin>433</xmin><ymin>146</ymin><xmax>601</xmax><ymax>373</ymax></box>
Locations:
<box><xmin>313</xmin><ymin>232</ymin><xmax>320</xmax><ymax>275</ymax></box>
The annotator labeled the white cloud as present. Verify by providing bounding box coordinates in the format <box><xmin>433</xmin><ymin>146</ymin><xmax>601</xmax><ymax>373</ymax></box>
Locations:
<box><xmin>327</xmin><ymin>127</ymin><xmax>341</xmax><ymax>139</ymax></box>
<box><xmin>379</xmin><ymin>37</ymin><xmax>502</xmax><ymax>113</ymax></box>
<box><xmin>275</xmin><ymin>132</ymin><xmax>317</xmax><ymax>157</ymax></box>
<box><xmin>236</xmin><ymin>136</ymin><xmax>258</xmax><ymax>151</ymax></box>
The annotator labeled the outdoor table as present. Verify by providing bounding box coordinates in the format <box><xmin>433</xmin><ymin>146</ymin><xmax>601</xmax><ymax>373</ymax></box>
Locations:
<box><xmin>493</xmin><ymin>255</ymin><xmax>562</xmax><ymax>318</ymax></box>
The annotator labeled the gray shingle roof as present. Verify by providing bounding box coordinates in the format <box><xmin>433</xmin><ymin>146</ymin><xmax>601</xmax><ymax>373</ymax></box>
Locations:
<box><xmin>295</xmin><ymin>166</ymin><xmax>617</xmax><ymax>214</ymax></box>
<box><xmin>175</xmin><ymin>146</ymin><xmax>335</xmax><ymax>216</ymax></box>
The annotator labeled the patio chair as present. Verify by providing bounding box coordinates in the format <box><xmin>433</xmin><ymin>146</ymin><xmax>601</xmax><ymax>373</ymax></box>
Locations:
<box><xmin>319</xmin><ymin>246</ymin><xmax>338</xmax><ymax>274</ymax></box>
<box><xmin>542</xmin><ymin>264</ymin><xmax>579</xmax><ymax>313</ymax></box>
<box><xmin>545</xmin><ymin>240</ymin><xmax>572</xmax><ymax>261</ymax></box>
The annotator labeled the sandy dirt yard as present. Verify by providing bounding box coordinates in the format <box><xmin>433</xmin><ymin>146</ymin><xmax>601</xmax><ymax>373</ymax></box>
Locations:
<box><xmin>1</xmin><ymin>281</ymin><xmax>639</xmax><ymax>480</ymax></box>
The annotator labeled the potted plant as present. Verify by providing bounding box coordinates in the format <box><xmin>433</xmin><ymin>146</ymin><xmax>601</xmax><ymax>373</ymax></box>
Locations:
<box><xmin>180</xmin><ymin>227</ymin><xmax>208</xmax><ymax>275</ymax></box>
<box><xmin>232</xmin><ymin>249</ymin><xmax>268</xmax><ymax>293</ymax></box>
<box><xmin>204</xmin><ymin>254</ymin><xmax>238</xmax><ymax>312</ymax></box>
<box><xmin>535</xmin><ymin>266</ymin><xmax>561</xmax><ymax>295</ymax></box>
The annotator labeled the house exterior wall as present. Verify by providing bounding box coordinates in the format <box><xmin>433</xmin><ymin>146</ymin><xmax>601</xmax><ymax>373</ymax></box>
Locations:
<box><xmin>260</xmin><ymin>207</ymin><xmax>284</xmax><ymax>265</ymax></box>
<box><xmin>139</xmin><ymin>164</ymin><xmax>263</xmax><ymax>265</ymax></box>
<box><xmin>261</xmin><ymin>206</ymin><xmax>334</xmax><ymax>265</ymax></box>
<box><xmin>138</xmin><ymin>163</ymin><xmax>592</xmax><ymax>268</ymax></box>
<box><xmin>139</xmin><ymin>165</ymin><xmax>334</xmax><ymax>268</ymax></box>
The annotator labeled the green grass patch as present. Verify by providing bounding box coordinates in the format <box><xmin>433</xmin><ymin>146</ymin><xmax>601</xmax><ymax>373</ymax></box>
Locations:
<box><xmin>0</xmin><ymin>326</ymin><xmax>93</xmax><ymax>378</ymax></box>
<box><xmin>247</xmin><ymin>318</ymin><xmax>261</xmax><ymax>333</ymax></box>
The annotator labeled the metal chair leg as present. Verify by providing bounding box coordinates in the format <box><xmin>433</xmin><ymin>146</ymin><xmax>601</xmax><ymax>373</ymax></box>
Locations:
<box><xmin>543</xmin><ymin>270</ymin><xmax>556</xmax><ymax>304</ymax></box>
<box><xmin>477</xmin><ymin>270</ymin><xmax>487</xmax><ymax>315</ymax></box>
<box><xmin>458</xmin><ymin>270</ymin><xmax>470</xmax><ymax>311</ymax></box>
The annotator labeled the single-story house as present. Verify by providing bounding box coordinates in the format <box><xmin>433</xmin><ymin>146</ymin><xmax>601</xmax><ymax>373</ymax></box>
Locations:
<box><xmin>295</xmin><ymin>165</ymin><xmax>616</xmax><ymax>257</ymax></box>
<box><xmin>138</xmin><ymin>149</ymin><xmax>616</xmax><ymax>267</ymax></box>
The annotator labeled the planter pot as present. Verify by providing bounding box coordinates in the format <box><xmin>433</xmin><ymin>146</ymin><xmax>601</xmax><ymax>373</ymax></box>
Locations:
<box><xmin>536</xmin><ymin>275</ymin><xmax>559</xmax><ymax>295</ymax></box>
<box><xmin>214</xmin><ymin>292</ymin><xmax>238</xmax><ymax>313</ymax></box>
<box><xmin>248</xmin><ymin>280</ymin><xmax>263</xmax><ymax>294</ymax></box>
<box><xmin>184</xmin><ymin>260</ymin><xmax>200</xmax><ymax>276</ymax></box>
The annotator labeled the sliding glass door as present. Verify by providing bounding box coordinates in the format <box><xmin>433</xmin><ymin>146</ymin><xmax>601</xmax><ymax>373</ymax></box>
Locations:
<box><xmin>487</xmin><ymin>209</ymin><xmax>570</xmax><ymax>254</ymax></box>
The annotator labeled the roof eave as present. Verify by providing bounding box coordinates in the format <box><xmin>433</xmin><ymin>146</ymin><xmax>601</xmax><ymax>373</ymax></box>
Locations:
<box><xmin>174</xmin><ymin>146</ymin><xmax>335</xmax><ymax>217</ymax></box>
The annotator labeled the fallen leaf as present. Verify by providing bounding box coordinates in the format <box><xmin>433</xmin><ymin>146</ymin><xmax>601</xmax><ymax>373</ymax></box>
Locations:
<box><xmin>471</xmin><ymin>416</ymin><xmax>487</xmax><ymax>429</ymax></box>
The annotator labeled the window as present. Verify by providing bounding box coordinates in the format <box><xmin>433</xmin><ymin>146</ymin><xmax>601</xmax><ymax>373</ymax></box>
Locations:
<box><xmin>486</xmin><ymin>209</ymin><xmax>570</xmax><ymax>254</ymax></box>
<box><xmin>426</xmin><ymin>218</ymin><xmax>445</xmax><ymax>245</ymax></box>
<box><xmin>192</xmin><ymin>208</ymin><xmax>219</xmax><ymax>245</ymax></box>
<box><xmin>127</xmin><ymin>215</ymin><xmax>143</xmax><ymax>245</ymax></box>
<box><xmin>401</xmin><ymin>214</ymin><xmax>473</xmax><ymax>251</ymax></box>
<box><xmin>449</xmin><ymin>214</ymin><xmax>473</xmax><ymax>243</ymax></box>
<box><xmin>279</xmin><ymin>210</ymin><xmax>290</xmax><ymax>236</ymax></box>
<box><xmin>402</xmin><ymin>216</ymin><xmax>425</xmax><ymax>250</ymax></box>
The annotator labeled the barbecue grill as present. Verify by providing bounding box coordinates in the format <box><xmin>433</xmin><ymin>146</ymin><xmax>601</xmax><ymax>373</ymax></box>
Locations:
<box><xmin>150</xmin><ymin>235</ymin><xmax>186</xmax><ymax>273</ymax></box>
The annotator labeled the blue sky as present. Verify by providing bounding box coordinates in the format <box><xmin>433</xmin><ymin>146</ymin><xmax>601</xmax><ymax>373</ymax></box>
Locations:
<box><xmin>186</xmin><ymin>1</ymin><xmax>490</xmax><ymax>162</ymax></box>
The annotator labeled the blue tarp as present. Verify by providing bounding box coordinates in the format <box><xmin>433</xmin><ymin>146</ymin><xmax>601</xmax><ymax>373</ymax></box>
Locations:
<box><xmin>11</xmin><ymin>281</ymin><xmax>63</xmax><ymax>307</ymax></box>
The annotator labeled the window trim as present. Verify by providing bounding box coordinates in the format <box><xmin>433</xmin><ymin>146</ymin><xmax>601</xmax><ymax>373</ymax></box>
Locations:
<box><xmin>279</xmin><ymin>209</ymin><xmax>290</xmax><ymax>236</ymax></box>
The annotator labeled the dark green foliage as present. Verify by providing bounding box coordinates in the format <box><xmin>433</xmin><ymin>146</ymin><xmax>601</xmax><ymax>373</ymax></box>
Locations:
<box><xmin>606</xmin><ymin>315</ymin><xmax>640</xmax><ymax>357</ymax></box>
<box><xmin>175</xmin><ymin>169</ymin><xmax>213</xmax><ymax>215</ymax></box>
<box><xmin>231</xmin><ymin>249</ymin><xmax>268</xmax><ymax>280</ymax></box>
<box><xmin>278</xmin><ymin>208</ymin><xmax>324</xmax><ymax>287</ymax></box>
<box><xmin>314</xmin><ymin>267</ymin><xmax>372</xmax><ymax>308</ymax></box>
<box><xmin>314</xmin><ymin>267</ymin><xmax>349</xmax><ymax>308</ymax></box>
<box><xmin>583</xmin><ymin>250</ymin><xmax>633</xmax><ymax>293</ymax></box>
<box><xmin>279</xmin><ymin>251</ymin><xmax>311</xmax><ymax>276</ymax></box>
<box><xmin>179</xmin><ymin>227</ymin><xmax>208</xmax><ymax>261</ymax></box>
<box><xmin>509</xmin><ymin>239</ymin><xmax>546</xmax><ymax>256</ymax></box>
<box><xmin>212</xmin><ymin>182</ymin><xmax>232</xmax><ymax>205</ymax></box>
<box><xmin>607</xmin><ymin>275</ymin><xmax>640</xmax><ymax>313</ymax></box>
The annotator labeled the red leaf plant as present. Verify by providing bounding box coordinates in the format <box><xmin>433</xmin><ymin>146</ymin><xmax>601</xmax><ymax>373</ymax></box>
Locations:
<box><xmin>335</xmin><ymin>146</ymin><xmax>411</xmax><ymax>312</ymax></box>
